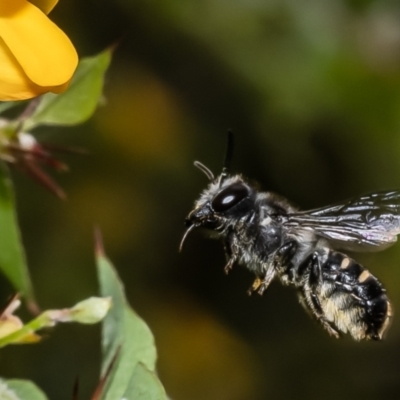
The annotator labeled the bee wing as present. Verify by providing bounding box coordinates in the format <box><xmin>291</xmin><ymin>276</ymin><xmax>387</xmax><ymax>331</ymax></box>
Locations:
<box><xmin>284</xmin><ymin>191</ymin><xmax>400</xmax><ymax>251</ymax></box>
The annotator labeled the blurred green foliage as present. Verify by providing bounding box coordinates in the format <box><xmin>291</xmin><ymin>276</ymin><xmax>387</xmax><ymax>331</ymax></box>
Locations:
<box><xmin>1</xmin><ymin>0</ymin><xmax>400</xmax><ymax>399</ymax></box>
<box><xmin>0</xmin><ymin>165</ymin><xmax>32</xmax><ymax>301</ymax></box>
<box><xmin>1</xmin><ymin>379</ymin><xmax>47</xmax><ymax>400</ymax></box>
<box><xmin>97</xmin><ymin>240</ymin><xmax>167</xmax><ymax>400</ymax></box>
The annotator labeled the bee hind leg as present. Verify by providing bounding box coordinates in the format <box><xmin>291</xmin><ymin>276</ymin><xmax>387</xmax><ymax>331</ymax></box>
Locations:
<box><xmin>311</xmin><ymin>291</ymin><xmax>340</xmax><ymax>338</ymax></box>
<box><xmin>301</xmin><ymin>253</ymin><xmax>340</xmax><ymax>338</ymax></box>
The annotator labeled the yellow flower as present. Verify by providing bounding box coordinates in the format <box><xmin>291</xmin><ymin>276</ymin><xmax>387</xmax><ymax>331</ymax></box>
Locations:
<box><xmin>0</xmin><ymin>0</ymin><xmax>78</xmax><ymax>100</ymax></box>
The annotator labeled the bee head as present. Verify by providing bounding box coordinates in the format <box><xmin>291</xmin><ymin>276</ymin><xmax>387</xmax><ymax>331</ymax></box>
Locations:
<box><xmin>180</xmin><ymin>131</ymin><xmax>255</xmax><ymax>251</ymax></box>
<box><xmin>180</xmin><ymin>174</ymin><xmax>254</xmax><ymax>251</ymax></box>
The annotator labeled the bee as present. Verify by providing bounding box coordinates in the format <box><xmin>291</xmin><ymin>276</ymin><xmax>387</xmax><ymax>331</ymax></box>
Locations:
<box><xmin>180</xmin><ymin>132</ymin><xmax>398</xmax><ymax>340</ymax></box>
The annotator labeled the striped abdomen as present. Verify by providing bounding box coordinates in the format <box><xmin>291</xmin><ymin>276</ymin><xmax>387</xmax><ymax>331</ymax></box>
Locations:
<box><xmin>314</xmin><ymin>250</ymin><xmax>392</xmax><ymax>340</ymax></box>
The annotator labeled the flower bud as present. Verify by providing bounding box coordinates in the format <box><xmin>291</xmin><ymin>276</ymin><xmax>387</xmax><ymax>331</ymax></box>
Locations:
<box><xmin>69</xmin><ymin>297</ymin><xmax>112</xmax><ymax>324</ymax></box>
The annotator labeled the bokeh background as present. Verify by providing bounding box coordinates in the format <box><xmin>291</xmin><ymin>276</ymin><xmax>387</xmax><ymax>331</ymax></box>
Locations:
<box><xmin>2</xmin><ymin>0</ymin><xmax>400</xmax><ymax>399</ymax></box>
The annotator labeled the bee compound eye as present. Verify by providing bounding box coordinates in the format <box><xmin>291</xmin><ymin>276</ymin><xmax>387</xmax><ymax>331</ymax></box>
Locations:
<box><xmin>211</xmin><ymin>183</ymin><xmax>249</xmax><ymax>212</ymax></box>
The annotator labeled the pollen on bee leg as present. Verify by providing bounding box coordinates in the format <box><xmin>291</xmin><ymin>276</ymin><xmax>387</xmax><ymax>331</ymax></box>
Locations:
<box><xmin>247</xmin><ymin>278</ymin><xmax>262</xmax><ymax>296</ymax></box>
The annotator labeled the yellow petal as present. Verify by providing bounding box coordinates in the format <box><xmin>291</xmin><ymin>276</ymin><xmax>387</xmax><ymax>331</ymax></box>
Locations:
<box><xmin>0</xmin><ymin>37</ymin><xmax>40</xmax><ymax>100</ymax></box>
<box><xmin>0</xmin><ymin>0</ymin><xmax>78</xmax><ymax>87</ymax></box>
<box><xmin>28</xmin><ymin>0</ymin><xmax>58</xmax><ymax>14</ymax></box>
<box><xmin>0</xmin><ymin>37</ymin><xmax>70</xmax><ymax>100</ymax></box>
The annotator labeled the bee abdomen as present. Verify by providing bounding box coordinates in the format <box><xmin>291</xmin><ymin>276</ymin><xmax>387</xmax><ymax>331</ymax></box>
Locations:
<box><xmin>320</xmin><ymin>250</ymin><xmax>392</xmax><ymax>340</ymax></box>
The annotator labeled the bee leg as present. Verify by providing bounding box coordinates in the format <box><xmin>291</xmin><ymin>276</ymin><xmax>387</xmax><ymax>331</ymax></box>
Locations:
<box><xmin>304</xmin><ymin>253</ymin><xmax>340</xmax><ymax>338</ymax></box>
<box><xmin>309</xmin><ymin>253</ymin><xmax>323</xmax><ymax>286</ymax></box>
<box><xmin>224</xmin><ymin>258</ymin><xmax>235</xmax><ymax>274</ymax></box>
<box><xmin>224</xmin><ymin>235</ymin><xmax>239</xmax><ymax>275</ymax></box>
<box><xmin>270</xmin><ymin>241</ymin><xmax>298</xmax><ymax>284</ymax></box>
<box><xmin>275</xmin><ymin>240</ymin><xmax>298</xmax><ymax>266</ymax></box>
<box><xmin>249</xmin><ymin>242</ymin><xmax>296</xmax><ymax>296</ymax></box>
<box><xmin>247</xmin><ymin>277</ymin><xmax>262</xmax><ymax>295</ymax></box>
<box><xmin>257</xmin><ymin>267</ymin><xmax>276</xmax><ymax>295</ymax></box>
<box><xmin>247</xmin><ymin>267</ymin><xmax>275</xmax><ymax>296</ymax></box>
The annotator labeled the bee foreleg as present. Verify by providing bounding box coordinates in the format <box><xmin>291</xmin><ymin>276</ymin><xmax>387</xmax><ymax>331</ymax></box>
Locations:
<box><xmin>223</xmin><ymin>234</ymin><xmax>240</xmax><ymax>275</ymax></box>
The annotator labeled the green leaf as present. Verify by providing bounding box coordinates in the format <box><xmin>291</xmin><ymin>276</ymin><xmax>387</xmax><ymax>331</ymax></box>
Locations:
<box><xmin>96</xmin><ymin>251</ymin><xmax>127</xmax><ymax>375</ymax></box>
<box><xmin>1</xmin><ymin>379</ymin><xmax>48</xmax><ymax>400</ymax></box>
<box><xmin>123</xmin><ymin>363</ymin><xmax>168</xmax><ymax>400</ymax></box>
<box><xmin>23</xmin><ymin>49</ymin><xmax>112</xmax><ymax>131</ymax></box>
<box><xmin>0</xmin><ymin>163</ymin><xmax>33</xmax><ymax>301</ymax></box>
<box><xmin>97</xmin><ymin>244</ymin><xmax>159</xmax><ymax>400</ymax></box>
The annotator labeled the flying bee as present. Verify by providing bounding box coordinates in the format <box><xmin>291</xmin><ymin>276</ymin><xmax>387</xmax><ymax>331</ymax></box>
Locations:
<box><xmin>180</xmin><ymin>132</ymin><xmax>398</xmax><ymax>340</ymax></box>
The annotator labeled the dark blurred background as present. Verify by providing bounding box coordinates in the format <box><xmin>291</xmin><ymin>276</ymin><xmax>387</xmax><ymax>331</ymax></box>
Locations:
<box><xmin>2</xmin><ymin>0</ymin><xmax>400</xmax><ymax>399</ymax></box>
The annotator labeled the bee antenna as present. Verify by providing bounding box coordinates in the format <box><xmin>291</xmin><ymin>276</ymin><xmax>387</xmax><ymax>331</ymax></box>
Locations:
<box><xmin>220</xmin><ymin>129</ymin><xmax>234</xmax><ymax>185</ymax></box>
<box><xmin>194</xmin><ymin>161</ymin><xmax>215</xmax><ymax>180</ymax></box>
